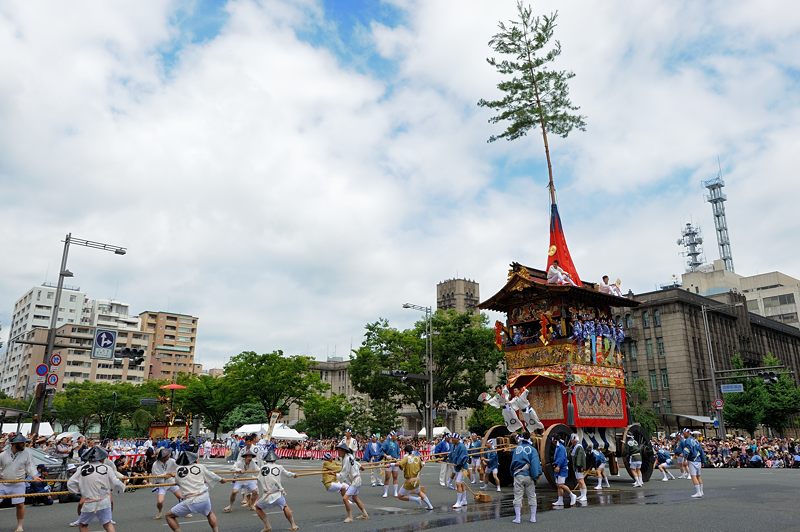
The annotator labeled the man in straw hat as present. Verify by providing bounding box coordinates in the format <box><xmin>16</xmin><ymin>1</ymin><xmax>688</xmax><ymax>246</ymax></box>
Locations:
<box><xmin>67</xmin><ymin>446</ymin><xmax>126</xmax><ymax>532</ymax></box>
<box><xmin>0</xmin><ymin>434</ymin><xmax>40</xmax><ymax>532</ymax></box>
<box><xmin>252</xmin><ymin>449</ymin><xmax>299</xmax><ymax>532</ymax></box>
<box><xmin>336</xmin><ymin>442</ymin><xmax>369</xmax><ymax>522</ymax></box>
<box><xmin>151</xmin><ymin>448</ymin><xmax>185</xmax><ymax>520</ymax></box>
<box><xmin>510</xmin><ymin>431</ymin><xmax>542</xmax><ymax>523</ymax></box>
<box><xmin>165</xmin><ymin>451</ymin><xmax>225</xmax><ymax>532</ymax></box>
<box><xmin>224</xmin><ymin>447</ymin><xmax>259</xmax><ymax>512</ymax></box>
<box><xmin>392</xmin><ymin>444</ymin><xmax>434</xmax><ymax>510</ymax></box>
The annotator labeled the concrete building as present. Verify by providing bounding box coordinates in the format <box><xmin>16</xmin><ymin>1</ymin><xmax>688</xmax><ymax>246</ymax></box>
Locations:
<box><xmin>139</xmin><ymin>311</ymin><xmax>199</xmax><ymax>381</ymax></box>
<box><xmin>85</xmin><ymin>299</ymin><xmax>140</xmax><ymax>331</ymax></box>
<box><xmin>437</xmin><ymin>278</ymin><xmax>480</xmax><ymax>314</ymax></box>
<box><xmin>619</xmin><ymin>287</ymin><xmax>800</xmax><ymax>428</ymax></box>
<box><xmin>682</xmin><ymin>260</ymin><xmax>800</xmax><ymax>329</ymax></box>
<box><xmin>207</xmin><ymin>368</ymin><xmax>224</xmax><ymax>378</ymax></box>
<box><xmin>286</xmin><ymin>357</ymin><xmax>367</xmax><ymax>425</ymax></box>
<box><xmin>0</xmin><ymin>284</ymin><xmax>88</xmax><ymax>397</ymax></box>
<box><xmin>2</xmin><ymin>324</ymin><xmax>150</xmax><ymax>399</ymax></box>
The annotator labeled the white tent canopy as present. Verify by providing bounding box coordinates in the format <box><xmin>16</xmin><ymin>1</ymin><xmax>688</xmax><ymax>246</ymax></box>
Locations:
<box><xmin>0</xmin><ymin>422</ymin><xmax>54</xmax><ymax>437</ymax></box>
<box><xmin>418</xmin><ymin>426</ymin><xmax>451</xmax><ymax>437</ymax></box>
<box><xmin>233</xmin><ymin>423</ymin><xmax>307</xmax><ymax>441</ymax></box>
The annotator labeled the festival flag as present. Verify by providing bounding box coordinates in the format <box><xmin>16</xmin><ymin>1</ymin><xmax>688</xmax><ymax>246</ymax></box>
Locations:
<box><xmin>546</xmin><ymin>203</ymin><xmax>582</xmax><ymax>286</ymax></box>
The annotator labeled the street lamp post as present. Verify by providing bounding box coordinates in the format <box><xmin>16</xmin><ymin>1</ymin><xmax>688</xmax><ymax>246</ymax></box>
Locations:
<box><xmin>700</xmin><ymin>302</ymin><xmax>742</xmax><ymax>440</ymax></box>
<box><xmin>402</xmin><ymin>303</ymin><xmax>433</xmax><ymax>442</ymax></box>
<box><xmin>31</xmin><ymin>233</ymin><xmax>126</xmax><ymax>437</ymax></box>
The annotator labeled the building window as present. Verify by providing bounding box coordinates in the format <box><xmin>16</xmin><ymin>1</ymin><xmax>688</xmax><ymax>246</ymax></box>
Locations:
<box><xmin>653</xmin><ymin>401</ymin><xmax>661</xmax><ymax>414</ymax></box>
<box><xmin>649</xmin><ymin>370</ymin><xmax>658</xmax><ymax>391</ymax></box>
<box><xmin>625</xmin><ymin>314</ymin><xmax>633</xmax><ymax>328</ymax></box>
<box><xmin>653</xmin><ymin>309</ymin><xmax>661</xmax><ymax>327</ymax></box>
<box><xmin>628</xmin><ymin>343</ymin><xmax>638</xmax><ymax>360</ymax></box>
<box><xmin>656</xmin><ymin>337</ymin><xmax>665</xmax><ymax>357</ymax></box>
<box><xmin>661</xmin><ymin>368</ymin><xmax>670</xmax><ymax>389</ymax></box>
<box><xmin>642</xmin><ymin>311</ymin><xmax>650</xmax><ymax>328</ymax></box>
<box><xmin>764</xmin><ymin>294</ymin><xmax>796</xmax><ymax>309</ymax></box>
<box><xmin>631</xmin><ymin>371</ymin><xmax>639</xmax><ymax>381</ymax></box>
<box><xmin>664</xmin><ymin>400</ymin><xmax>672</xmax><ymax>413</ymax></box>
<box><xmin>645</xmin><ymin>339</ymin><xmax>654</xmax><ymax>358</ymax></box>
<box><xmin>746</xmin><ymin>300</ymin><xmax>760</xmax><ymax>312</ymax></box>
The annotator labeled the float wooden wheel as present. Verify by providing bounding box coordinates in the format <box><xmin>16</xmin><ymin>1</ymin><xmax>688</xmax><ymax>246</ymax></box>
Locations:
<box><xmin>482</xmin><ymin>424</ymin><xmax>514</xmax><ymax>487</ymax></box>
<box><xmin>541</xmin><ymin>423</ymin><xmax>575</xmax><ymax>488</ymax></box>
<box><xmin>621</xmin><ymin>423</ymin><xmax>655</xmax><ymax>483</ymax></box>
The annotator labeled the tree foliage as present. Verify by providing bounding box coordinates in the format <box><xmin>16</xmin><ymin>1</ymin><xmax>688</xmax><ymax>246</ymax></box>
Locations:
<box><xmin>224</xmin><ymin>350</ymin><xmax>328</xmax><ymax>417</ymax></box>
<box><xmin>221</xmin><ymin>402</ymin><xmax>268</xmax><ymax>433</ymax></box>
<box><xmin>627</xmin><ymin>377</ymin><xmax>658</xmax><ymax>436</ymax></box>
<box><xmin>350</xmin><ymin>311</ymin><xmax>501</xmax><ymax>422</ymax></box>
<box><xmin>301</xmin><ymin>394</ymin><xmax>352</xmax><ymax>439</ymax></box>
<box><xmin>183</xmin><ymin>375</ymin><xmax>239</xmax><ymax>440</ymax></box>
<box><xmin>467</xmin><ymin>405</ymin><xmax>505</xmax><ymax>435</ymax></box>
<box><xmin>478</xmin><ymin>0</ymin><xmax>585</xmax><ymax>189</ymax></box>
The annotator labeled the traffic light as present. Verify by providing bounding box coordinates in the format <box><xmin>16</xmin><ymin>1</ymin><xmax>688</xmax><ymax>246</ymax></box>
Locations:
<box><xmin>380</xmin><ymin>369</ymin><xmax>409</xmax><ymax>381</ymax></box>
<box><xmin>114</xmin><ymin>347</ymin><xmax>146</xmax><ymax>367</ymax></box>
<box><xmin>758</xmin><ymin>371</ymin><xmax>779</xmax><ymax>385</ymax></box>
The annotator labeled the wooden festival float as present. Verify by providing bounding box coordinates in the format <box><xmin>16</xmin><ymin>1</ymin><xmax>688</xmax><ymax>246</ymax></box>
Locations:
<box><xmin>477</xmin><ymin>205</ymin><xmax>654</xmax><ymax>488</ymax></box>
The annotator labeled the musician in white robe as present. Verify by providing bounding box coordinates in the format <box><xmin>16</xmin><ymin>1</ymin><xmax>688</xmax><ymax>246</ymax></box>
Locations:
<box><xmin>547</xmin><ymin>261</ymin><xmax>577</xmax><ymax>286</ymax></box>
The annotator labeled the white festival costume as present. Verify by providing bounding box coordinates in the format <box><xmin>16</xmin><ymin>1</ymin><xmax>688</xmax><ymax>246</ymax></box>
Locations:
<box><xmin>67</xmin><ymin>462</ymin><xmax>126</xmax><ymax>513</ymax></box>
<box><xmin>257</xmin><ymin>463</ymin><xmax>296</xmax><ymax>505</ymax></box>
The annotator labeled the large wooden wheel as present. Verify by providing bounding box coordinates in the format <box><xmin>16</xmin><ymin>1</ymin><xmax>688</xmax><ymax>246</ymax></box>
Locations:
<box><xmin>621</xmin><ymin>423</ymin><xmax>655</xmax><ymax>483</ymax></box>
<box><xmin>482</xmin><ymin>425</ymin><xmax>514</xmax><ymax>487</ymax></box>
<box><xmin>541</xmin><ymin>423</ymin><xmax>575</xmax><ymax>488</ymax></box>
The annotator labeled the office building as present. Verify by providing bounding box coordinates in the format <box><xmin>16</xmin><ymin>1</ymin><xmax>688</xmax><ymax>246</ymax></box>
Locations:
<box><xmin>619</xmin><ymin>287</ymin><xmax>800</xmax><ymax>429</ymax></box>
<box><xmin>682</xmin><ymin>260</ymin><xmax>800</xmax><ymax>329</ymax></box>
<box><xmin>0</xmin><ymin>284</ymin><xmax>87</xmax><ymax>397</ymax></box>
<box><xmin>139</xmin><ymin>311</ymin><xmax>199</xmax><ymax>380</ymax></box>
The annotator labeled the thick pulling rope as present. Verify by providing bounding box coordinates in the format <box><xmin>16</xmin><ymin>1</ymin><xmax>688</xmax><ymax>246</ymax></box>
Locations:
<box><xmin>0</xmin><ymin>482</ymin><xmax>178</xmax><ymax>500</ymax></box>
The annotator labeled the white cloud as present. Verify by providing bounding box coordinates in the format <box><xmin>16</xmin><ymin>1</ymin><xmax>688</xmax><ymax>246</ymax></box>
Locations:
<box><xmin>0</xmin><ymin>0</ymin><xmax>798</xmax><ymax>370</ymax></box>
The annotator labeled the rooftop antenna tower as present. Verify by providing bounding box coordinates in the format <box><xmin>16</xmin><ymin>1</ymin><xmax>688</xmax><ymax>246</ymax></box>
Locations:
<box><xmin>677</xmin><ymin>222</ymin><xmax>704</xmax><ymax>272</ymax></box>
<box><xmin>703</xmin><ymin>161</ymin><xmax>735</xmax><ymax>272</ymax></box>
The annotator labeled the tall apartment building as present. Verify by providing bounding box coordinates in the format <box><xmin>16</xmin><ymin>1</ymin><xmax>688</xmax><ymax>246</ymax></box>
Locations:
<box><xmin>0</xmin><ymin>284</ymin><xmax>88</xmax><ymax>397</ymax></box>
<box><xmin>619</xmin><ymin>287</ymin><xmax>800</xmax><ymax>428</ymax></box>
<box><xmin>682</xmin><ymin>260</ymin><xmax>800</xmax><ymax>329</ymax></box>
<box><xmin>139</xmin><ymin>311</ymin><xmax>199</xmax><ymax>380</ymax></box>
<box><xmin>436</xmin><ymin>278</ymin><xmax>480</xmax><ymax>314</ymax></box>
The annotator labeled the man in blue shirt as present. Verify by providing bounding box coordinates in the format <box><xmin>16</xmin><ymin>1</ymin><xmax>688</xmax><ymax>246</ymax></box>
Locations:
<box><xmin>674</xmin><ymin>433</ymin><xmax>688</xmax><ymax>479</ymax></box>
<box><xmin>481</xmin><ymin>439</ymin><xmax>501</xmax><ymax>492</ymax></box>
<box><xmin>589</xmin><ymin>443</ymin><xmax>610</xmax><ymax>489</ymax></box>
<box><xmin>362</xmin><ymin>434</ymin><xmax>384</xmax><ymax>487</ymax></box>
<box><xmin>381</xmin><ymin>431</ymin><xmax>401</xmax><ymax>498</ymax></box>
<box><xmin>682</xmin><ymin>428</ymin><xmax>706</xmax><ymax>498</ymax></box>
<box><xmin>433</xmin><ymin>435</ymin><xmax>451</xmax><ymax>487</ymax></box>
<box><xmin>467</xmin><ymin>434</ymin><xmax>482</xmax><ymax>485</ymax></box>
<box><xmin>552</xmin><ymin>435</ymin><xmax>576</xmax><ymax>507</ymax></box>
<box><xmin>510</xmin><ymin>432</ymin><xmax>542</xmax><ymax>523</ymax></box>
<box><xmin>447</xmin><ymin>434</ymin><xmax>469</xmax><ymax>509</ymax></box>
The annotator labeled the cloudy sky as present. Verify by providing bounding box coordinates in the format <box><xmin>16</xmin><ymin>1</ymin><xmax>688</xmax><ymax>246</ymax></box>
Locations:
<box><xmin>1</xmin><ymin>0</ymin><xmax>798</xmax><ymax>370</ymax></box>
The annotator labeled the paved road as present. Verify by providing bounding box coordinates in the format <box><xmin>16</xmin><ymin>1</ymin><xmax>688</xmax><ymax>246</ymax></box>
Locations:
<box><xmin>5</xmin><ymin>460</ymin><xmax>800</xmax><ymax>531</ymax></box>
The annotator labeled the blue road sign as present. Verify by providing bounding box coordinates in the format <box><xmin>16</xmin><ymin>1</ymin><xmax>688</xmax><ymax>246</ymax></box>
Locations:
<box><xmin>721</xmin><ymin>383</ymin><xmax>744</xmax><ymax>393</ymax></box>
<box><xmin>47</xmin><ymin>373</ymin><xmax>59</xmax><ymax>386</ymax></box>
<box><xmin>35</xmin><ymin>364</ymin><xmax>48</xmax><ymax>376</ymax></box>
<box><xmin>91</xmin><ymin>328</ymin><xmax>117</xmax><ymax>360</ymax></box>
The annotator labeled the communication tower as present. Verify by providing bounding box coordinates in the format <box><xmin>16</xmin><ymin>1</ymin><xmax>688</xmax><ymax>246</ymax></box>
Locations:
<box><xmin>703</xmin><ymin>171</ymin><xmax>735</xmax><ymax>272</ymax></box>
<box><xmin>677</xmin><ymin>222</ymin><xmax>704</xmax><ymax>272</ymax></box>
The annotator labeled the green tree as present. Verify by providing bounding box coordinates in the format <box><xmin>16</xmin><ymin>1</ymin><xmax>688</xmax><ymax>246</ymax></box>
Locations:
<box><xmin>224</xmin><ymin>351</ymin><xmax>328</xmax><ymax>418</ymax></box>
<box><xmin>302</xmin><ymin>394</ymin><xmax>352</xmax><ymax>438</ymax></box>
<box><xmin>723</xmin><ymin>354</ymin><xmax>767</xmax><ymax>436</ymax></box>
<box><xmin>183</xmin><ymin>375</ymin><xmax>239</xmax><ymax>440</ymax></box>
<box><xmin>347</xmin><ymin>398</ymin><xmax>374</xmax><ymax>437</ymax></box>
<box><xmin>759</xmin><ymin>354</ymin><xmax>800</xmax><ymax>435</ymax></box>
<box><xmin>350</xmin><ymin>310</ymin><xmax>501</xmax><ymax>423</ymax></box>
<box><xmin>478</xmin><ymin>0</ymin><xmax>586</xmax><ymax>204</ymax></box>
<box><xmin>368</xmin><ymin>399</ymin><xmax>401</xmax><ymax>436</ymax></box>
<box><xmin>627</xmin><ymin>377</ymin><xmax>658</xmax><ymax>435</ymax></box>
<box><xmin>467</xmin><ymin>405</ymin><xmax>505</xmax><ymax>435</ymax></box>
<box><xmin>221</xmin><ymin>402</ymin><xmax>269</xmax><ymax>433</ymax></box>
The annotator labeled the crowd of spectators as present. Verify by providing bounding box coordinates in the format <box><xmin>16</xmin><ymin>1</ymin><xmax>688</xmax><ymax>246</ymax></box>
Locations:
<box><xmin>650</xmin><ymin>434</ymin><xmax>800</xmax><ymax>469</ymax></box>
